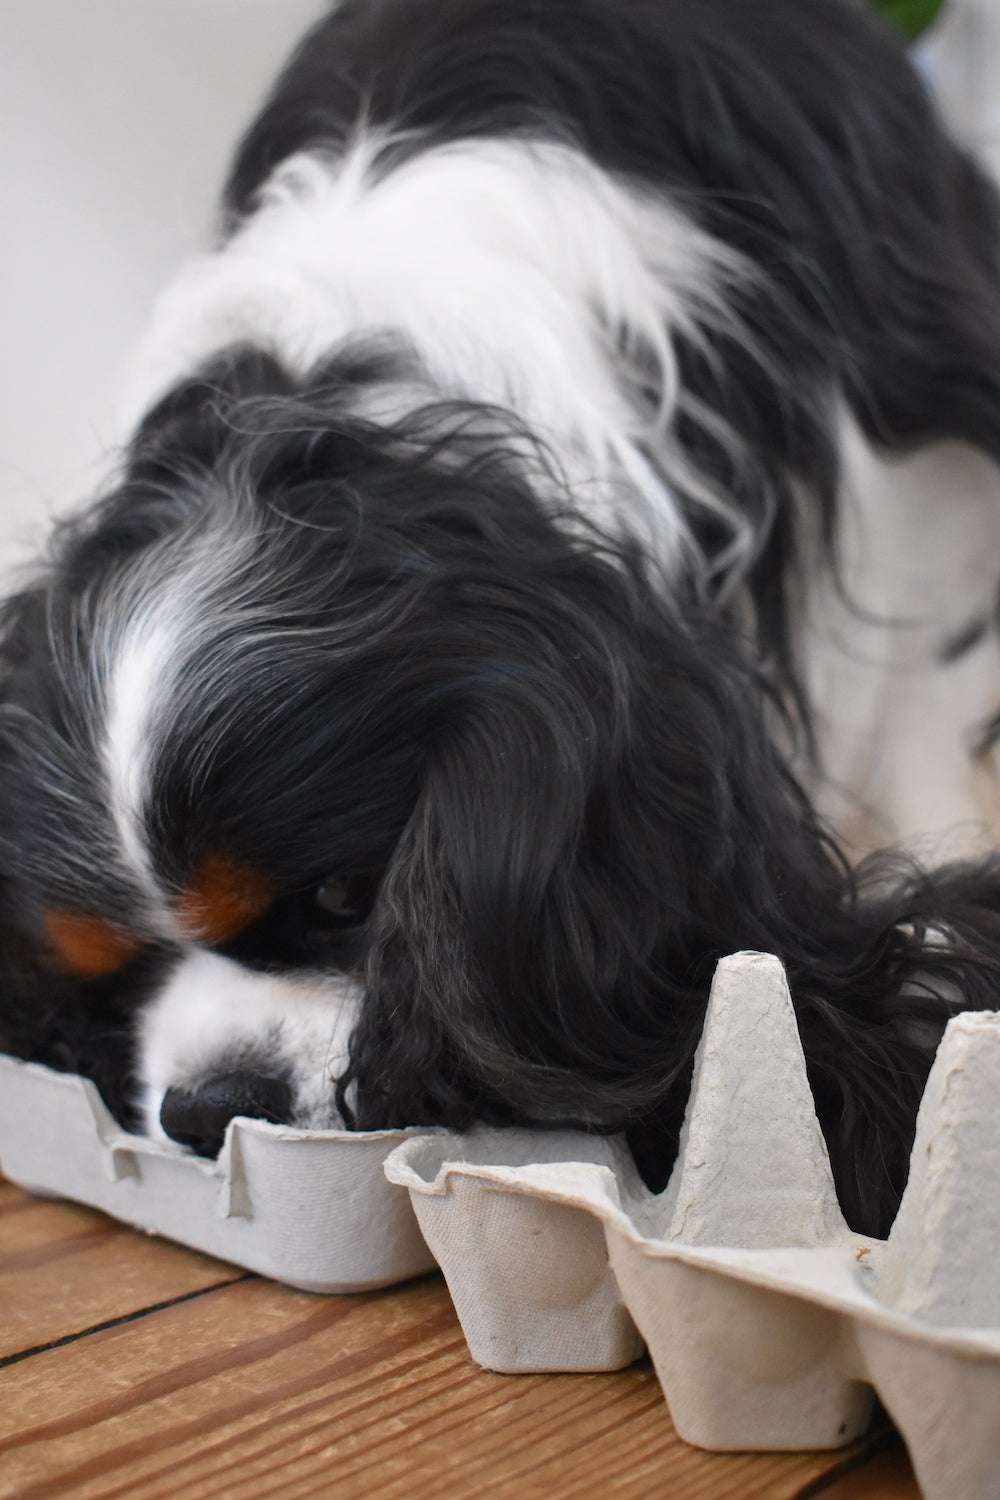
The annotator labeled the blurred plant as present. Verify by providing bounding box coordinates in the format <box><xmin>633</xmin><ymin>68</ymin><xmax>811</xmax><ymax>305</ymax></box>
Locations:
<box><xmin>870</xmin><ymin>0</ymin><xmax>945</xmax><ymax>39</ymax></box>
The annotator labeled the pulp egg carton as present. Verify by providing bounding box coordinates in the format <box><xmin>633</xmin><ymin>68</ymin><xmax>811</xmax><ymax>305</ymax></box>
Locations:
<box><xmin>2</xmin><ymin>953</ymin><xmax>999</xmax><ymax>1499</ymax></box>
<box><xmin>0</xmin><ymin>1052</ymin><xmax>436</xmax><ymax>1291</ymax></box>
<box><xmin>384</xmin><ymin>954</ymin><xmax>1000</xmax><ymax>1500</ymax></box>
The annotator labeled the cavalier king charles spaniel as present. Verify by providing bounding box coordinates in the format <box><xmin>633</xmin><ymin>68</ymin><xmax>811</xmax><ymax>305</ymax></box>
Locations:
<box><xmin>4</xmin><ymin>0</ymin><xmax>1000</xmax><ymax>1239</ymax></box>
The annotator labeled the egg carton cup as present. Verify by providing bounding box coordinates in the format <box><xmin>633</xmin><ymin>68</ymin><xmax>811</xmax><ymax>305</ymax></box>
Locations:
<box><xmin>0</xmin><ymin>1052</ymin><xmax>435</xmax><ymax>1291</ymax></box>
<box><xmin>384</xmin><ymin>953</ymin><xmax>1000</xmax><ymax>1500</ymax></box>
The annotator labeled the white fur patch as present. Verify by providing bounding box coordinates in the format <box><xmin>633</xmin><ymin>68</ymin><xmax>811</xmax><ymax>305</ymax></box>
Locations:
<box><xmin>137</xmin><ymin>948</ymin><xmax>361</xmax><ymax>1138</ymax></box>
<box><xmin>95</xmin><ymin>523</ymin><xmax>265</xmax><ymax>931</ymax></box>
<box><xmin>801</xmin><ymin>419</ymin><xmax>1000</xmax><ymax>859</ymax></box>
<box><xmin>101</xmin><ymin>617</ymin><xmax>178</xmax><ymax>910</ymax></box>
<box><xmin>124</xmin><ymin>133</ymin><xmax>754</xmax><ymax>570</ymax></box>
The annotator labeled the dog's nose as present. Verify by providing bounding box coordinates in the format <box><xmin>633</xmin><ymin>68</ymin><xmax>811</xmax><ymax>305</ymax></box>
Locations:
<box><xmin>159</xmin><ymin>1071</ymin><xmax>292</xmax><ymax>1157</ymax></box>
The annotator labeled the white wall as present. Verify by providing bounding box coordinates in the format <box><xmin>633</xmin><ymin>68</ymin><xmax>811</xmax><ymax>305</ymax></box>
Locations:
<box><xmin>0</xmin><ymin>0</ymin><xmax>324</xmax><ymax>575</ymax></box>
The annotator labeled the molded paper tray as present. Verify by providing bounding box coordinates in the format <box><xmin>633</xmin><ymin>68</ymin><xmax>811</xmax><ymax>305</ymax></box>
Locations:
<box><xmin>385</xmin><ymin>954</ymin><xmax>1000</xmax><ymax>1500</ymax></box>
<box><xmin>0</xmin><ymin>1054</ymin><xmax>435</xmax><ymax>1291</ymax></box>
<box><xmin>3</xmin><ymin>953</ymin><xmax>999</xmax><ymax>1499</ymax></box>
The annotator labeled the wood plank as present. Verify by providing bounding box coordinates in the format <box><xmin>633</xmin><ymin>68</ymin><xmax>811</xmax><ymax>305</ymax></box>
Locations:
<box><xmin>807</xmin><ymin>1443</ymin><xmax>918</xmax><ymax>1498</ymax></box>
<box><xmin>0</xmin><ymin>1272</ymin><xmax>898</xmax><ymax>1500</ymax></box>
<box><xmin>0</xmin><ymin>1178</ymin><xmax>243</xmax><ymax>1360</ymax></box>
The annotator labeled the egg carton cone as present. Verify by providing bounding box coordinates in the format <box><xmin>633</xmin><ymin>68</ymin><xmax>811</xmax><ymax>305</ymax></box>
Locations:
<box><xmin>385</xmin><ymin>953</ymin><xmax>1000</xmax><ymax>1500</ymax></box>
<box><xmin>0</xmin><ymin>1053</ymin><xmax>435</xmax><ymax>1291</ymax></box>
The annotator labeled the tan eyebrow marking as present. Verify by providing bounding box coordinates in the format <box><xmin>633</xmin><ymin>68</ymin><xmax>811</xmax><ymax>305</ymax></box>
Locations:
<box><xmin>176</xmin><ymin>852</ymin><xmax>275</xmax><ymax>945</ymax></box>
<box><xmin>43</xmin><ymin>909</ymin><xmax>145</xmax><ymax>980</ymax></box>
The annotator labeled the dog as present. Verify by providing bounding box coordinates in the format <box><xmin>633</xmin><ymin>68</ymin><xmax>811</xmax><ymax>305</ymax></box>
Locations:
<box><xmin>4</xmin><ymin>0</ymin><xmax>1000</xmax><ymax>1241</ymax></box>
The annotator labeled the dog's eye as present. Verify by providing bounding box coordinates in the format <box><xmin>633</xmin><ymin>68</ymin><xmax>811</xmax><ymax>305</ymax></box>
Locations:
<box><xmin>316</xmin><ymin>879</ymin><xmax>351</xmax><ymax>913</ymax></box>
<box><xmin>313</xmin><ymin>874</ymin><xmax>375</xmax><ymax>923</ymax></box>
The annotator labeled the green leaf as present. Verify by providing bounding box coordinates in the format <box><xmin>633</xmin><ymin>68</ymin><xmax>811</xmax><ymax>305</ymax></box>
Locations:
<box><xmin>870</xmin><ymin>0</ymin><xmax>945</xmax><ymax>40</ymax></box>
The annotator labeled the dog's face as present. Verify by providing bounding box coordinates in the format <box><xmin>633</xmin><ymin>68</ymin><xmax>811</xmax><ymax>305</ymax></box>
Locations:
<box><xmin>0</xmin><ymin>348</ymin><xmax>830</xmax><ymax>1168</ymax></box>
<box><xmin>0</xmin><ymin>354</ymin><xmax>524</xmax><ymax>1138</ymax></box>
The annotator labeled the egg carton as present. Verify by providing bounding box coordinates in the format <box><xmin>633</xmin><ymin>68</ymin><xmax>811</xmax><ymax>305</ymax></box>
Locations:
<box><xmin>1</xmin><ymin>953</ymin><xmax>998</xmax><ymax>1498</ymax></box>
<box><xmin>384</xmin><ymin>954</ymin><xmax>1000</xmax><ymax>1500</ymax></box>
<box><xmin>0</xmin><ymin>1052</ymin><xmax>435</xmax><ymax>1291</ymax></box>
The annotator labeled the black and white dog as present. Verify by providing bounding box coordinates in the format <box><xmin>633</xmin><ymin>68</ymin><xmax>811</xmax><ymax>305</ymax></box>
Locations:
<box><xmin>3</xmin><ymin>0</ymin><xmax>1000</xmax><ymax>1238</ymax></box>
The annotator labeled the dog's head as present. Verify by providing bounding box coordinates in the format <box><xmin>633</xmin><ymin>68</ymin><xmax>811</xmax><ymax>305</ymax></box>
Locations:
<box><xmin>0</xmin><ymin>345</ymin><xmax>843</xmax><ymax>1167</ymax></box>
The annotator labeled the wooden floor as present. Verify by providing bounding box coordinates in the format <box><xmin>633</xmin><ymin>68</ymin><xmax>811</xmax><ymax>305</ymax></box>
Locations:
<box><xmin>0</xmin><ymin>1174</ymin><xmax>920</xmax><ymax>1499</ymax></box>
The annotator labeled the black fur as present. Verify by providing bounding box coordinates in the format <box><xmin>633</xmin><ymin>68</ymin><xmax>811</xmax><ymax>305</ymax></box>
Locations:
<box><xmin>227</xmin><ymin>0</ymin><xmax>1000</xmax><ymax>675</ymax></box>
<box><xmin>4</xmin><ymin>0</ymin><xmax>1000</xmax><ymax>1239</ymax></box>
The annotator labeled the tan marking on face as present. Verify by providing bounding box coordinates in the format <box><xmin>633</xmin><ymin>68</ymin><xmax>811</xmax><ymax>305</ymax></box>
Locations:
<box><xmin>43</xmin><ymin>908</ymin><xmax>145</xmax><ymax>979</ymax></box>
<box><xmin>176</xmin><ymin>852</ymin><xmax>275</xmax><ymax>945</ymax></box>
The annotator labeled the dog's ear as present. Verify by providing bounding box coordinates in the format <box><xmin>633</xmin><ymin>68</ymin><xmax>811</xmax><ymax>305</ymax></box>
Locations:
<box><xmin>338</xmin><ymin>586</ymin><xmax>760</xmax><ymax>1135</ymax></box>
<box><xmin>0</xmin><ymin>576</ymin><xmax>169</xmax><ymax>1130</ymax></box>
<box><xmin>0</xmin><ymin>872</ymin><xmax>161</xmax><ymax>1130</ymax></box>
<box><xmin>342</xmin><ymin>680</ymin><xmax>629</xmax><ymax>1131</ymax></box>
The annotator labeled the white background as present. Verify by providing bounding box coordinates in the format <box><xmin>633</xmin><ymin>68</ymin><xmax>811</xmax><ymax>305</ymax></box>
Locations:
<box><xmin>0</xmin><ymin>0</ymin><xmax>324</xmax><ymax>575</ymax></box>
